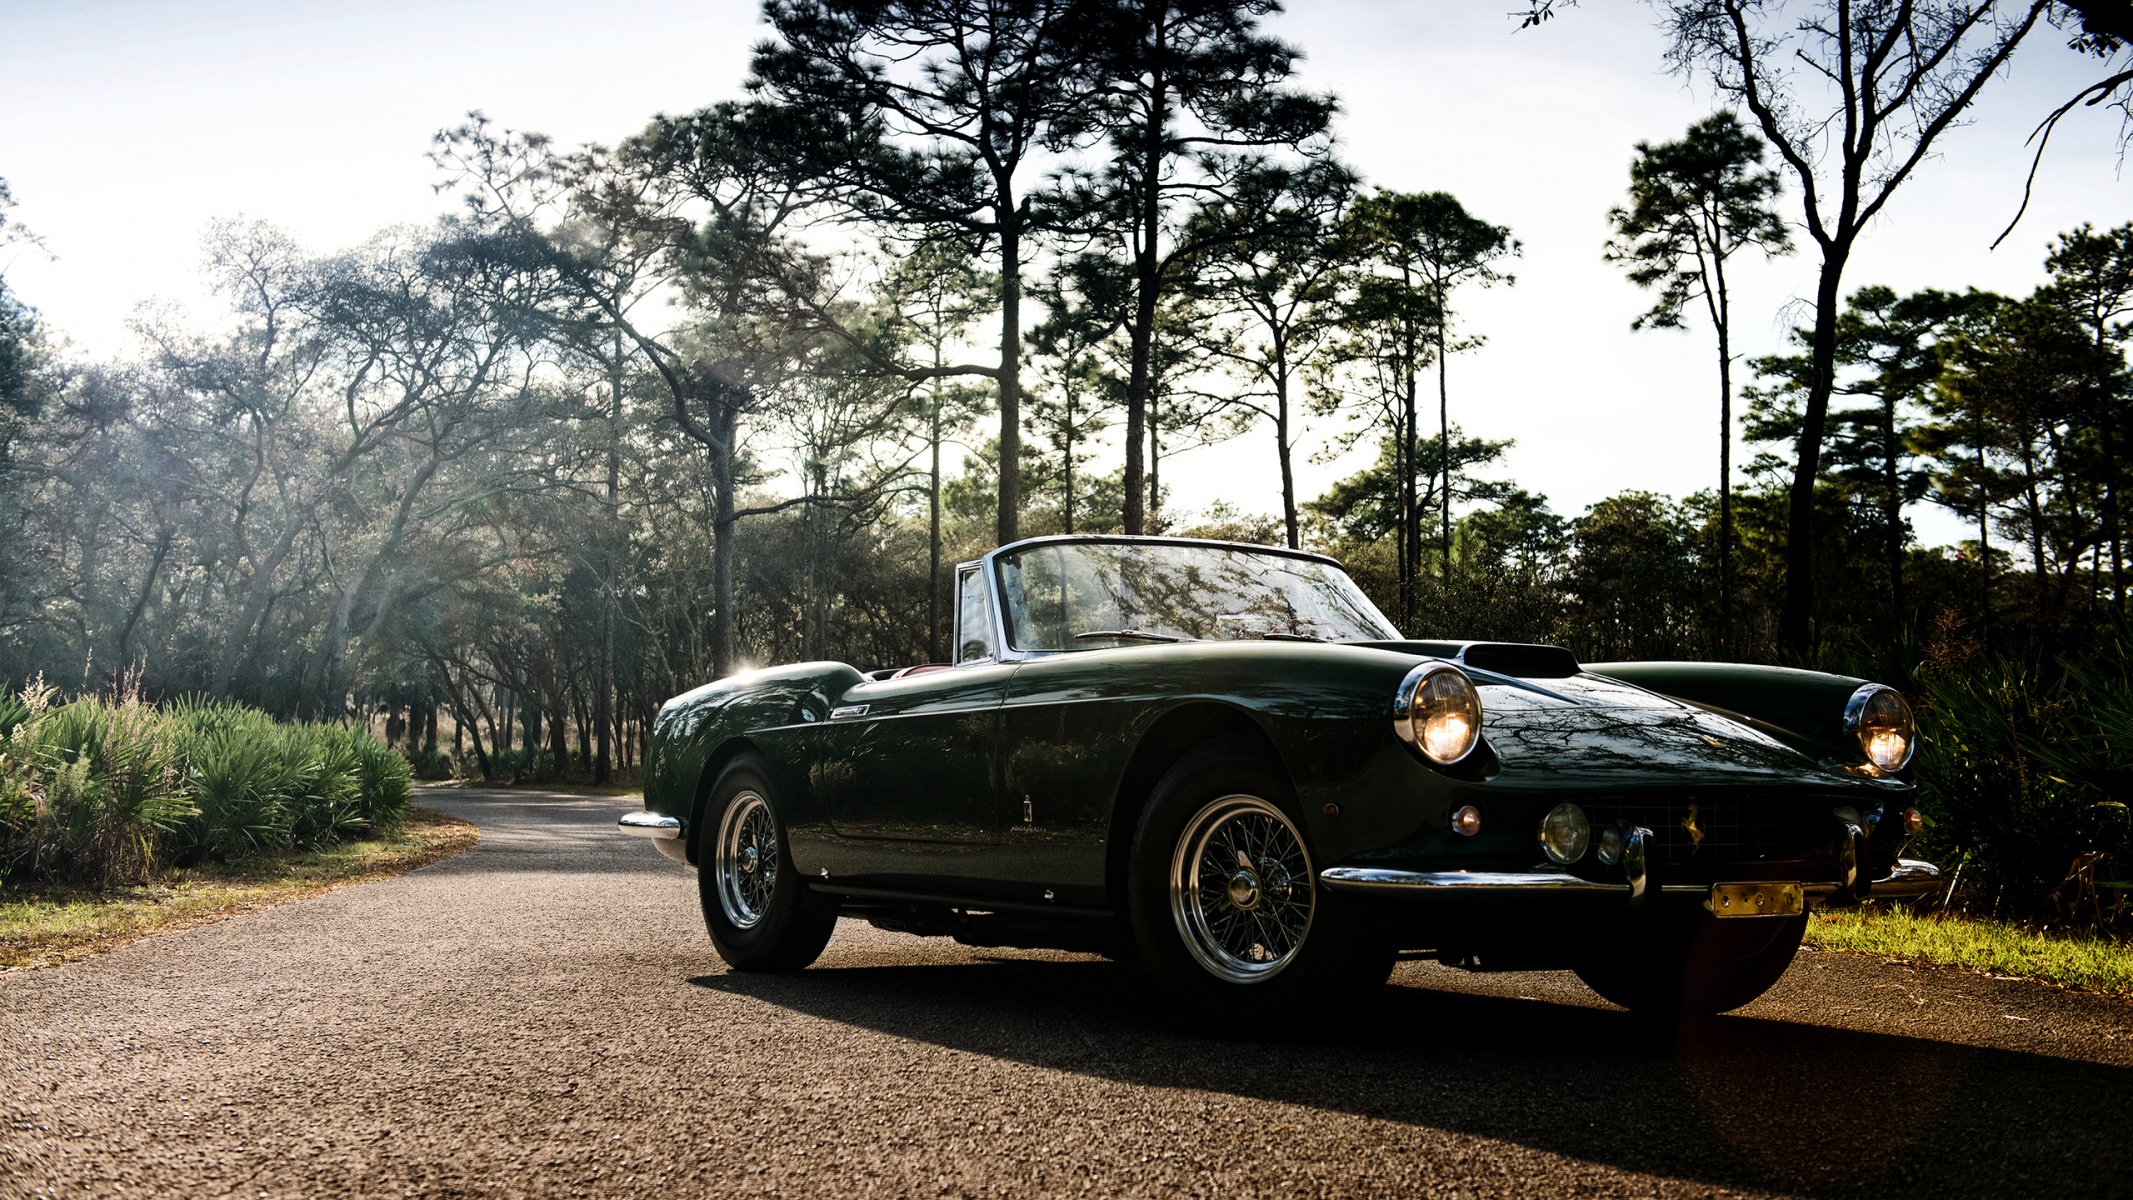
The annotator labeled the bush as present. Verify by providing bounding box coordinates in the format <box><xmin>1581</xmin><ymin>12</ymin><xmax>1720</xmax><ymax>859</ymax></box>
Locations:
<box><xmin>0</xmin><ymin>683</ymin><xmax>414</xmax><ymax>885</ymax></box>
<box><xmin>1914</xmin><ymin>641</ymin><xmax>2133</xmax><ymax>932</ymax></box>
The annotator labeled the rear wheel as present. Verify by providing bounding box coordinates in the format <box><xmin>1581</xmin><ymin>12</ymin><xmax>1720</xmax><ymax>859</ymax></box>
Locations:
<box><xmin>698</xmin><ymin>756</ymin><xmax>838</xmax><ymax>972</ymax></box>
<box><xmin>1575</xmin><ymin>909</ymin><xmax>1805</xmax><ymax>1017</ymax></box>
<box><xmin>1126</xmin><ymin>741</ymin><xmax>1395</xmax><ymax>1026</ymax></box>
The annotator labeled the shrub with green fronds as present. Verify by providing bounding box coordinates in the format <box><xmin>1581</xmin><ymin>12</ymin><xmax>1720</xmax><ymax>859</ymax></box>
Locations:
<box><xmin>0</xmin><ymin>683</ymin><xmax>413</xmax><ymax>885</ymax></box>
<box><xmin>1914</xmin><ymin>640</ymin><xmax>2133</xmax><ymax>933</ymax></box>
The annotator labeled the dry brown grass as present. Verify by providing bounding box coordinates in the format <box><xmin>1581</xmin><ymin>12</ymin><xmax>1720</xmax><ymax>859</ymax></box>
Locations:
<box><xmin>0</xmin><ymin>807</ymin><xmax>478</xmax><ymax>973</ymax></box>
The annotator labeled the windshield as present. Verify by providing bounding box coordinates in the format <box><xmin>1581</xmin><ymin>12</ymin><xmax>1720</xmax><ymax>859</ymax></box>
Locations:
<box><xmin>995</xmin><ymin>541</ymin><xmax>1400</xmax><ymax>652</ymax></box>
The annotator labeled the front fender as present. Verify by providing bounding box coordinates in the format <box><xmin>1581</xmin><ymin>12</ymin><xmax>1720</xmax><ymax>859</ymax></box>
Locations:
<box><xmin>644</xmin><ymin>661</ymin><xmax>866</xmax><ymax>840</ymax></box>
<box><xmin>1586</xmin><ymin>660</ymin><xmax>1884</xmax><ymax>769</ymax></box>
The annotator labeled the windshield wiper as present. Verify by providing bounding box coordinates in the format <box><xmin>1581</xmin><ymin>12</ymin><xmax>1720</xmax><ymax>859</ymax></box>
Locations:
<box><xmin>1261</xmin><ymin>631</ymin><xmax>1323</xmax><ymax>642</ymax></box>
<box><xmin>1072</xmin><ymin>629</ymin><xmax>1187</xmax><ymax>644</ymax></box>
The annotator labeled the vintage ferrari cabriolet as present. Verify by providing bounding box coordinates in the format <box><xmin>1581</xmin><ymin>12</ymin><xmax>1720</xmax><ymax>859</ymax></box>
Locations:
<box><xmin>621</xmin><ymin>535</ymin><xmax>1937</xmax><ymax>1019</ymax></box>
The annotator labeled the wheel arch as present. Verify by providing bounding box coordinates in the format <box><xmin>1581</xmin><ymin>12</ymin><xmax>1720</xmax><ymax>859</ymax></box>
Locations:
<box><xmin>688</xmin><ymin>735</ymin><xmax>766</xmax><ymax>866</ymax></box>
<box><xmin>1105</xmin><ymin>701</ymin><xmax>1286</xmax><ymax>909</ymax></box>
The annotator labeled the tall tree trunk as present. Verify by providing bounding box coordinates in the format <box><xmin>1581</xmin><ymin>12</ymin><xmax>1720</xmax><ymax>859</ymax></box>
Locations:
<box><xmin>998</xmin><ymin>213</ymin><xmax>1024</xmax><ymax>546</ymax></box>
<box><xmin>1779</xmin><ymin>247</ymin><xmax>1852</xmax><ymax>658</ymax></box>
<box><xmin>1274</xmin><ymin>339</ymin><xmax>1298</xmax><ymax>549</ymax></box>
<box><xmin>2100</xmin><ymin>321</ymin><xmax>2124</xmax><ymax>614</ymax></box>
<box><xmin>1977</xmin><ymin>425</ymin><xmax>1993</xmax><ymax>645</ymax></box>
<box><xmin>710</xmin><ymin>398</ymin><xmax>741</xmax><ymax>677</ymax></box>
<box><xmin>1715</xmin><ymin>310</ymin><xmax>1734</xmax><ymax>655</ymax></box>
<box><xmin>927</xmin><ymin>382</ymin><xmax>944</xmax><ymax>661</ymax></box>
<box><xmin>2019</xmin><ymin>434</ymin><xmax>2050</xmax><ymax>624</ymax></box>
<box><xmin>1437</xmin><ymin>322</ymin><xmax>1452</xmax><ymax>585</ymax></box>
<box><xmin>1148</xmin><ymin>388</ymin><xmax>1162</xmax><ymax>530</ymax></box>
<box><xmin>1399</xmin><ymin>321</ymin><xmax>1419</xmax><ymax>630</ymax></box>
<box><xmin>596</xmin><ymin>335</ymin><xmax>620</xmax><ymax>783</ymax></box>
<box><xmin>1705</xmin><ymin>245</ymin><xmax>1736</xmax><ymax>657</ymax></box>
<box><xmin>1121</xmin><ymin>27</ymin><xmax>1169</xmax><ymax>538</ymax></box>
<box><xmin>1063</xmin><ymin>384</ymin><xmax>1077</xmax><ymax>535</ymax></box>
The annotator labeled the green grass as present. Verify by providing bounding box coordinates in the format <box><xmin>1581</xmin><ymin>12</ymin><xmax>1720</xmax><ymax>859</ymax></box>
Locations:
<box><xmin>0</xmin><ymin>807</ymin><xmax>477</xmax><ymax>972</ymax></box>
<box><xmin>1808</xmin><ymin>906</ymin><xmax>2133</xmax><ymax>998</ymax></box>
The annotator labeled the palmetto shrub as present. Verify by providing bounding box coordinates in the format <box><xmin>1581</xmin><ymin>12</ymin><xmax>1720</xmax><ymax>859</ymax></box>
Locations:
<box><xmin>1913</xmin><ymin>643</ymin><xmax>2133</xmax><ymax>933</ymax></box>
<box><xmin>0</xmin><ymin>684</ymin><xmax>413</xmax><ymax>885</ymax></box>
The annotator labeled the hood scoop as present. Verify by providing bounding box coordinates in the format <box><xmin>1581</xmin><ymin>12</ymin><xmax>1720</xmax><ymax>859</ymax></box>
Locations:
<box><xmin>1354</xmin><ymin>640</ymin><xmax>1583</xmax><ymax>679</ymax></box>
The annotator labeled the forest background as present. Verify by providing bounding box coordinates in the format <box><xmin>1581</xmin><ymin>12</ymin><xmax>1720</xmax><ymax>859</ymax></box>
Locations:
<box><xmin>2</xmin><ymin>0</ymin><xmax>2131</xmax><ymax>925</ymax></box>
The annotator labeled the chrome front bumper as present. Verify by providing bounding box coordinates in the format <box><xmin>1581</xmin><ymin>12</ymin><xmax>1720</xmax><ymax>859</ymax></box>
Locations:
<box><xmin>618</xmin><ymin>811</ymin><xmax>689</xmax><ymax>863</ymax></box>
<box><xmin>1320</xmin><ymin>857</ymin><xmax>1940</xmax><ymax>905</ymax></box>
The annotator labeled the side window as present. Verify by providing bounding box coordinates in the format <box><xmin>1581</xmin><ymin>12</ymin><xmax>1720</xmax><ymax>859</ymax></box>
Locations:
<box><xmin>956</xmin><ymin>565</ymin><xmax>995</xmax><ymax>664</ymax></box>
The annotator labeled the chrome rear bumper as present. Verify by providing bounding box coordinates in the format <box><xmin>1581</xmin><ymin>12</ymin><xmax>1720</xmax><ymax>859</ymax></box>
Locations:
<box><xmin>618</xmin><ymin>811</ymin><xmax>689</xmax><ymax>863</ymax></box>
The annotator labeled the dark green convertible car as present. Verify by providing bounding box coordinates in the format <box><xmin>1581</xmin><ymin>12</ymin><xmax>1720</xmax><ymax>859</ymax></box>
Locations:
<box><xmin>621</xmin><ymin>535</ymin><xmax>1936</xmax><ymax>1019</ymax></box>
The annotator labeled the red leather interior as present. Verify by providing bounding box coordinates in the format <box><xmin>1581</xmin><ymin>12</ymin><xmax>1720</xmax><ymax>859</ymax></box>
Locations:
<box><xmin>888</xmin><ymin>663</ymin><xmax>953</xmax><ymax>680</ymax></box>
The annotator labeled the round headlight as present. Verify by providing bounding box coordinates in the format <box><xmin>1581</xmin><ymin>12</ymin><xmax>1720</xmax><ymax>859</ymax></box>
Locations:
<box><xmin>1845</xmin><ymin>684</ymin><xmax>1916</xmax><ymax>772</ymax></box>
<box><xmin>1394</xmin><ymin>662</ymin><xmax>1483</xmax><ymax>765</ymax></box>
<box><xmin>1540</xmin><ymin>803</ymin><xmax>1591</xmax><ymax>865</ymax></box>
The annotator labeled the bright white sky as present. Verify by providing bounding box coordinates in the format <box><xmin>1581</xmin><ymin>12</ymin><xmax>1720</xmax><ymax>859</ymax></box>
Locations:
<box><xmin>1</xmin><ymin>0</ymin><xmax>2125</xmax><ymax>547</ymax></box>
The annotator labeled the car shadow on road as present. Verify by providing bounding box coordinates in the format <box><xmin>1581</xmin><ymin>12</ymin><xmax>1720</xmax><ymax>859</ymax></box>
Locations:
<box><xmin>691</xmin><ymin>956</ymin><xmax>2129</xmax><ymax>1197</ymax></box>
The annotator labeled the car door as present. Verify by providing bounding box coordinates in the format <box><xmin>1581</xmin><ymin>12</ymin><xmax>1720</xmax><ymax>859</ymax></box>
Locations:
<box><xmin>812</xmin><ymin>563</ymin><xmax>1012</xmax><ymax>888</ymax></box>
<box><xmin>994</xmin><ymin>651</ymin><xmax>1146</xmax><ymax>907</ymax></box>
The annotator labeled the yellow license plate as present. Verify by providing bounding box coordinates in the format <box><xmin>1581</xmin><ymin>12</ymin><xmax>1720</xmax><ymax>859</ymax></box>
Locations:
<box><xmin>1709</xmin><ymin>882</ymin><xmax>1804</xmax><ymax>919</ymax></box>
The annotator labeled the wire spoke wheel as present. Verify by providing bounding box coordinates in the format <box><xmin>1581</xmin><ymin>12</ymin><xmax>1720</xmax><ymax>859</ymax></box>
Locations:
<box><xmin>715</xmin><ymin>790</ymin><xmax>778</xmax><ymax>930</ymax></box>
<box><xmin>1169</xmin><ymin>794</ymin><xmax>1314</xmax><ymax>984</ymax></box>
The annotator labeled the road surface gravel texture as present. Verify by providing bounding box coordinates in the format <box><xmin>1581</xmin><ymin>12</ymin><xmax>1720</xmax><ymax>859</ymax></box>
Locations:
<box><xmin>4</xmin><ymin>789</ymin><xmax>2129</xmax><ymax>1198</ymax></box>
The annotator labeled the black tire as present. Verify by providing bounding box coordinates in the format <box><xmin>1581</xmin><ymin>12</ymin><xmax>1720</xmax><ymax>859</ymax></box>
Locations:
<box><xmin>1575</xmin><ymin>909</ymin><xmax>1806</xmax><ymax>1017</ymax></box>
<box><xmin>697</xmin><ymin>755</ymin><xmax>839</xmax><ymax>972</ymax></box>
<box><xmin>1125</xmin><ymin>740</ymin><xmax>1396</xmax><ymax>1027</ymax></box>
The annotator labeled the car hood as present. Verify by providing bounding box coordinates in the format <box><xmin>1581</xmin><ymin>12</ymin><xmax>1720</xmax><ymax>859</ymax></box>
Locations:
<box><xmin>1353</xmin><ymin>641</ymin><xmax>1880</xmax><ymax>794</ymax></box>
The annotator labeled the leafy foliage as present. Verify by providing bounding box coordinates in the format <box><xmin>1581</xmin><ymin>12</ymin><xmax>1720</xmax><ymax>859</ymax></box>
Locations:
<box><xmin>0</xmin><ymin>684</ymin><xmax>412</xmax><ymax>885</ymax></box>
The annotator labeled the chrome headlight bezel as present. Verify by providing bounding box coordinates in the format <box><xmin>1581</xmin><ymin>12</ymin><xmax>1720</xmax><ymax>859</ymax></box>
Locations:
<box><xmin>1844</xmin><ymin>683</ymin><xmax>1917</xmax><ymax>773</ymax></box>
<box><xmin>1393</xmin><ymin>661</ymin><xmax>1483</xmax><ymax>766</ymax></box>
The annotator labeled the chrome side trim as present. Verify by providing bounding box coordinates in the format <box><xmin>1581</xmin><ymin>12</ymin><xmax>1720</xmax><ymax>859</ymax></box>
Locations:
<box><xmin>618</xmin><ymin>811</ymin><xmax>683</xmax><ymax>839</ymax></box>
<box><xmin>1319</xmin><ymin>866</ymin><xmax>1631</xmax><ymax>894</ymax></box>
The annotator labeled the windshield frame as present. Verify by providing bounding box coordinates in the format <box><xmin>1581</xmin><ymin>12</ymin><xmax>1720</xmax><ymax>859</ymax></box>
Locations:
<box><xmin>977</xmin><ymin>534</ymin><xmax>1396</xmax><ymax>660</ymax></box>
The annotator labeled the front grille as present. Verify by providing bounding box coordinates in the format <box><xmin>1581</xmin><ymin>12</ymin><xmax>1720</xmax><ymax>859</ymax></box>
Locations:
<box><xmin>1585</xmin><ymin>796</ymin><xmax>1826</xmax><ymax>867</ymax></box>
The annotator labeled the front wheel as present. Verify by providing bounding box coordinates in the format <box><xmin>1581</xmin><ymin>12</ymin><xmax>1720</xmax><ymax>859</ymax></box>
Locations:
<box><xmin>1126</xmin><ymin>741</ymin><xmax>1395</xmax><ymax>1025</ymax></box>
<box><xmin>1575</xmin><ymin>910</ymin><xmax>1806</xmax><ymax>1017</ymax></box>
<box><xmin>697</xmin><ymin>756</ymin><xmax>839</xmax><ymax>972</ymax></box>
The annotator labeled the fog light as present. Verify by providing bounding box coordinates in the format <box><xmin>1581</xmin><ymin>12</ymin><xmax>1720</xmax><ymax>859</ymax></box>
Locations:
<box><xmin>1596</xmin><ymin>824</ymin><xmax>1624</xmax><ymax>867</ymax></box>
<box><xmin>1450</xmin><ymin>804</ymin><xmax>1482</xmax><ymax>837</ymax></box>
<box><xmin>1901</xmin><ymin>807</ymin><xmax>1923</xmax><ymax>836</ymax></box>
<box><xmin>1539</xmin><ymin>803</ymin><xmax>1590</xmax><ymax>865</ymax></box>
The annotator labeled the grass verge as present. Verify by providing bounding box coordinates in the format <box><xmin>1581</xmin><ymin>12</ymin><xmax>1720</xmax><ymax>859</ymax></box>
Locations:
<box><xmin>1808</xmin><ymin>906</ymin><xmax>2133</xmax><ymax>998</ymax></box>
<box><xmin>0</xmin><ymin>807</ymin><xmax>478</xmax><ymax>973</ymax></box>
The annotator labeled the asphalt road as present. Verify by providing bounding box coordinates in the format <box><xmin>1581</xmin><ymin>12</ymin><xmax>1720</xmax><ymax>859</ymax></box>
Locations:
<box><xmin>4</xmin><ymin>788</ymin><xmax>2129</xmax><ymax>1199</ymax></box>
